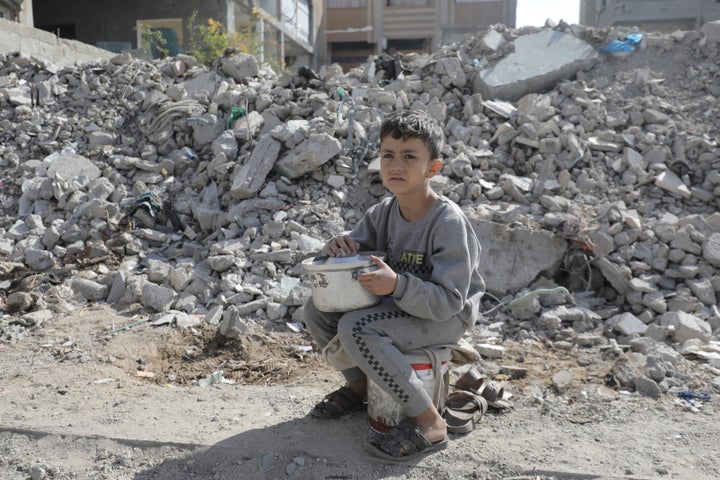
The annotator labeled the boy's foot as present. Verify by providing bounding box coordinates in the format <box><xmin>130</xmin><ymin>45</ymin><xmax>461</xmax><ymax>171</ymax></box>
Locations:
<box><xmin>310</xmin><ymin>386</ymin><xmax>365</xmax><ymax>419</ymax></box>
<box><xmin>365</xmin><ymin>418</ymin><xmax>449</xmax><ymax>461</ymax></box>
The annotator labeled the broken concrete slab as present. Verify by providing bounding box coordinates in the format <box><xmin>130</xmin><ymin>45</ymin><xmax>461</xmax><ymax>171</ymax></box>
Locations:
<box><xmin>701</xmin><ymin>20</ymin><xmax>720</xmax><ymax>44</ymax></box>
<box><xmin>473</xmin><ymin>29</ymin><xmax>598</xmax><ymax>101</ymax></box>
<box><xmin>273</xmin><ymin>133</ymin><xmax>342</xmax><ymax>179</ymax></box>
<box><xmin>231</xmin><ymin>134</ymin><xmax>282</xmax><ymax>200</ymax></box>
<box><xmin>469</xmin><ymin>218</ymin><xmax>568</xmax><ymax>296</ymax></box>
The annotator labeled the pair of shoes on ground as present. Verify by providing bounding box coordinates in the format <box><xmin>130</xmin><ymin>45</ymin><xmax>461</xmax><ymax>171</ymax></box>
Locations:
<box><xmin>442</xmin><ymin>367</ymin><xmax>513</xmax><ymax>434</ymax></box>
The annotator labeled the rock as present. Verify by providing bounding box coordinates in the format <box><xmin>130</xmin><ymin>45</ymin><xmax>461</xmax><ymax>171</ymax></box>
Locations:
<box><xmin>141</xmin><ymin>283</ymin><xmax>176</xmax><ymax>313</ymax></box>
<box><xmin>473</xmin><ymin>30</ymin><xmax>598</xmax><ymax>101</ymax></box>
<box><xmin>610</xmin><ymin>312</ymin><xmax>648</xmax><ymax>336</ymax></box>
<box><xmin>660</xmin><ymin>311</ymin><xmax>712</xmax><ymax>344</ymax></box>
<box><xmin>551</xmin><ymin>369</ymin><xmax>574</xmax><ymax>394</ymax></box>
<box><xmin>230</xmin><ymin>134</ymin><xmax>282</xmax><ymax>199</ymax></box>
<box><xmin>274</xmin><ymin>133</ymin><xmax>343</xmax><ymax>179</ymax></box>
<box><xmin>634</xmin><ymin>375</ymin><xmax>662</xmax><ymax>398</ymax></box>
<box><xmin>469</xmin><ymin>219</ymin><xmax>567</xmax><ymax>296</ymax></box>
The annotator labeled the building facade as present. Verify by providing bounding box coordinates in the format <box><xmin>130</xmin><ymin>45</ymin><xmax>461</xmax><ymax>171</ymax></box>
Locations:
<box><xmin>324</xmin><ymin>0</ymin><xmax>516</xmax><ymax>69</ymax></box>
<box><xmin>4</xmin><ymin>0</ymin><xmax>522</xmax><ymax>72</ymax></box>
<box><xmin>580</xmin><ymin>0</ymin><xmax>720</xmax><ymax>32</ymax></box>
<box><xmin>0</xmin><ymin>0</ymin><xmax>31</xmax><ymax>24</ymax></box>
<box><xmin>25</xmin><ymin>0</ymin><xmax>322</xmax><ymax>70</ymax></box>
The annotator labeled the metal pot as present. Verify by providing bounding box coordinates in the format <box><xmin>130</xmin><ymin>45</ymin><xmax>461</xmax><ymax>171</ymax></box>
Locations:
<box><xmin>301</xmin><ymin>251</ymin><xmax>385</xmax><ymax>312</ymax></box>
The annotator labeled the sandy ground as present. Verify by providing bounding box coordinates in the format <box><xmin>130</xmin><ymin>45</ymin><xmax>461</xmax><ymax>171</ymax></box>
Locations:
<box><xmin>1</xmin><ymin>304</ymin><xmax>718</xmax><ymax>480</ymax></box>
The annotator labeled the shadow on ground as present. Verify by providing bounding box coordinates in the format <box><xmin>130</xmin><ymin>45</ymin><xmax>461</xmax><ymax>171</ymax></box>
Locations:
<box><xmin>132</xmin><ymin>412</ymin><xmax>423</xmax><ymax>480</ymax></box>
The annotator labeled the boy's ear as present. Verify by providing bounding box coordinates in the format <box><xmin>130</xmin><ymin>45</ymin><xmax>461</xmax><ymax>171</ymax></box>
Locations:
<box><xmin>428</xmin><ymin>159</ymin><xmax>443</xmax><ymax>176</ymax></box>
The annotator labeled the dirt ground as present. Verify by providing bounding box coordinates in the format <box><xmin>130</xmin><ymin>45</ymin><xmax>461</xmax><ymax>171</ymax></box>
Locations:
<box><xmin>1</xmin><ymin>304</ymin><xmax>718</xmax><ymax>480</ymax></box>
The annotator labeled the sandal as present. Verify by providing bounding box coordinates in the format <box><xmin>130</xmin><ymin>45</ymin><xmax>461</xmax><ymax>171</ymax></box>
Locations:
<box><xmin>442</xmin><ymin>390</ymin><xmax>488</xmax><ymax>434</ymax></box>
<box><xmin>365</xmin><ymin>418</ymin><xmax>449</xmax><ymax>461</ymax></box>
<box><xmin>455</xmin><ymin>368</ymin><xmax>513</xmax><ymax>410</ymax></box>
<box><xmin>310</xmin><ymin>386</ymin><xmax>365</xmax><ymax>419</ymax></box>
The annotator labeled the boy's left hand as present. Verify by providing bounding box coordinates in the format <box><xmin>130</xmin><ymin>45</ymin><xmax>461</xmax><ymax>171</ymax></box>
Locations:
<box><xmin>358</xmin><ymin>256</ymin><xmax>397</xmax><ymax>296</ymax></box>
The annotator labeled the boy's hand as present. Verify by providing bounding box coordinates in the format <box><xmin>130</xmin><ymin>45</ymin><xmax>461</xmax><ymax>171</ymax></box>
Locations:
<box><xmin>324</xmin><ymin>235</ymin><xmax>360</xmax><ymax>257</ymax></box>
<box><xmin>358</xmin><ymin>256</ymin><xmax>397</xmax><ymax>296</ymax></box>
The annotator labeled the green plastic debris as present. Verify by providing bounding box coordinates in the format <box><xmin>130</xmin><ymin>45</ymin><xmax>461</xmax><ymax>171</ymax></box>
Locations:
<box><xmin>335</xmin><ymin>86</ymin><xmax>347</xmax><ymax>100</ymax></box>
<box><xmin>226</xmin><ymin>106</ymin><xmax>246</xmax><ymax>129</ymax></box>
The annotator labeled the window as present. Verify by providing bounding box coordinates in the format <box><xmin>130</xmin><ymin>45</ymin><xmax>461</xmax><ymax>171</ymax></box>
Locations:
<box><xmin>387</xmin><ymin>0</ymin><xmax>431</xmax><ymax>6</ymax></box>
<box><xmin>328</xmin><ymin>0</ymin><xmax>368</xmax><ymax>6</ymax></box>
<box><xmin>136</xmin><ymin>19</ymin><xmax>184</xmax><ymax>57</ymax></box>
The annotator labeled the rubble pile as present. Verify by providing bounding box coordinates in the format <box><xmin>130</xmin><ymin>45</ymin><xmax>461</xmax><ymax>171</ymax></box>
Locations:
<box><xmin>1</xmin><ymin>21</ymin><xmax>720</xmax><ymax>396</ymax></box>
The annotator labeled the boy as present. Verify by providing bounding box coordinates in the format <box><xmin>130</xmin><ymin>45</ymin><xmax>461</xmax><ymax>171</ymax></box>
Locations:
<box><xmin>303</xmin><ymin>109</ymin><xmax>485</xmax><ymax>460</ymax></box>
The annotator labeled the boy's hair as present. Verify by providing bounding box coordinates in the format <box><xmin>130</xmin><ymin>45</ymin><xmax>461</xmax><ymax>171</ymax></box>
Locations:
<box><xmin>379</xmin><ymin>109</ymin><xmax>444</xmax><ymax>160</ymax></box>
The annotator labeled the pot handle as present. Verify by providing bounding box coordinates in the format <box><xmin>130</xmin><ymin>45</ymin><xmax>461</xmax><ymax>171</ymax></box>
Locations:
<box><xmin>351</xmin><ymin>266</ymin><xmax>376</xmax><ymax>280</ymax></box>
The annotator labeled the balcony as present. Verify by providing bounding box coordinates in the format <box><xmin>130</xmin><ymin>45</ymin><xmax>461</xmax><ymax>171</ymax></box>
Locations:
<box><xmin>611</xmin><ymin>0</ymin><xmax>700</xmax><ymax>21</ymax></box>
<box><xmin>382</xmin><ymin>5</ymin><xmax>435</xmax><ymax>39</ymax></box>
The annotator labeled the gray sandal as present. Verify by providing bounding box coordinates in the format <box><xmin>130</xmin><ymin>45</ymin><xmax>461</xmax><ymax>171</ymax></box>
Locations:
<box><xmin>310</xmin><ymin>386</ymin><xmax>365</xmax><ymax>419</ymax></box>
<box><xmin>365</xmin><ymin>418</ymin><xmax>449</xmax><ymax>461</ymax></box>
<box><xmin>443</xmin><ymin>390</ymin><xmax>488</xmax><ymax>434</ymax></box>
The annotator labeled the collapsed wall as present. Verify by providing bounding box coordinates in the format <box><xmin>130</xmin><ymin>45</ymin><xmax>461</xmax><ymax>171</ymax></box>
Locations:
<box><xmin>1</xmin><ymin>20</ymin><xmax>720</xmax><ymax>395</ymax></box>
<box><xmin>0</xmin><ymin>17</ymin><xmax>114</xmax><ymax>69</ymax></box>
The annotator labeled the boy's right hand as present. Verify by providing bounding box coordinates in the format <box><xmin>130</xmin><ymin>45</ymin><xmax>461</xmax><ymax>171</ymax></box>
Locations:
<box><xmin>324</xmin><ymin>235</ymin><xmax>360</xmax><ymax>257</ymax></box>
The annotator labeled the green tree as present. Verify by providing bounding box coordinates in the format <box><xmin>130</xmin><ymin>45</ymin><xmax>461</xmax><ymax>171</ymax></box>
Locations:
<box><xmin>186</xmin><ymin>10</ymin><xmax>285</xmax><ymax>72</ymax></box>
<box><xmin>186</xmin><ymin>11</ymin><xmax>229</xmax><ymax>65</ymax></box>
<box><xmin>135</xmin><ymin>23</ymin><xmax>169</xmax><ymax>59</ymax></box>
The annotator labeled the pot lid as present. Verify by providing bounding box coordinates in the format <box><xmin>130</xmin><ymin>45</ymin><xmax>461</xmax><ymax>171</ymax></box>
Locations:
<box><xmin>301</xmin><ymin>251</ymin><xmax>384</xmax><ymax>271</ymax></box>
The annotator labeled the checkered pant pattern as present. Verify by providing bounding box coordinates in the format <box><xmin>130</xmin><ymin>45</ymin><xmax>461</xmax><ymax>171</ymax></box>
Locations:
<box><xmin>350</xmin><ymin>310</ymin><xmax>412</xmax><ymax>404</ymax></box>
<box><xmin>303</xmin><ymin>296</ymin><xmax>466</xmax><ymax>417</ymax></box>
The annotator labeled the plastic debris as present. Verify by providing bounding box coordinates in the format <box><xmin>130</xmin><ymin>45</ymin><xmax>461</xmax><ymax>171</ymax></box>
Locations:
<box><xmin>124</xmin><ymin>191</ymin><xmax>184</xmax><ymax>231</ymax></box>
<box><xmin>677</xmin><ymin>391</ymin><xmax>711</xmax><ymax>405</ymax></box>
<box><xmin>286</xmin><ymin>322</ymin><xmax>304</xmax><ymax>333</ymax></box>
<box><xmin>226</xmin><ymin>105</ymin><xmax>246</xmax><ymax>130</ymax></box>
<box><xmin>600</xmin><ymin>33</ymin><xmax>644</xmax><ymax>54</ymax></box>
<box><xmin>198</xmin><ymin>370</ymin><xmax>235</xmax><ymax>387</ymax></box>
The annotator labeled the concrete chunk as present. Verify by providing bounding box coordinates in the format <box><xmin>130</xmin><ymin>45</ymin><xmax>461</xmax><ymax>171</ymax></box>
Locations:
<box><xmin>469</xmin><ymin>218</ymin><xmax>567</xmax><ymax>296</ymax></box>
<box><xmin>230</xmin><ymin>134</ymin><xmax>282</xmax><ymax>199</ymax></box>
<box><xmin>274</xmin><ymin>133</ymin><xmax>342</xmax><ymax>179</ymax></box>
<box><xmin>660</xmin><ymin>311</ymin><xmax>712</xmax><ymax>344</ymax></box>
<box><xmin>703</xmin><ymin>233</ymin><xmax>720</xmax><ymax>267</ymax></box>
<box><xmin>473</xmin><ymin>30</ymin><xmax>598</xmax><ymax>101</ymax></box>
<box><xmin>655</xmin><ymin>170</ymin><xmax>691</xmax><ymax>198</ymax></box>
<box><xmin>610</xmin><ymin>312</ymin><xmax>648</xmax><ymax>336</ymax></box>
<box><xmin>701</xmin><ymin>20</ymin><xmax>720</xmax><ymax>44</ymax></box>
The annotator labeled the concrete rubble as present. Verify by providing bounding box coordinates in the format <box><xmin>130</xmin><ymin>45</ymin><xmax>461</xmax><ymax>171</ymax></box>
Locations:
<box><xmin>1</xmin><ymin>21</ymin><xmax>720</xmax><ymax>399</ymax></box>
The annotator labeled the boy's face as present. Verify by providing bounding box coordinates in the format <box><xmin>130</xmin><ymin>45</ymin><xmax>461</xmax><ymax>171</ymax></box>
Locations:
<box><xmin>379</xmin><ymin>135</ymin><xmax>442</xmax><ymax>196</ymax></box>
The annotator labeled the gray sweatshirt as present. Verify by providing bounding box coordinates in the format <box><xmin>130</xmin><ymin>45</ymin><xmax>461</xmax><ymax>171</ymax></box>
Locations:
<box><xmin>350</xmin><ymin>195</ymin><xmax>485</xmax><ymax>327</ymax></box>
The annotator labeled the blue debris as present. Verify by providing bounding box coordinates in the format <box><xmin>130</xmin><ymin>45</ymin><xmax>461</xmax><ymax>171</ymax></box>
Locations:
<box><xmin>600</xmin><ymin>33</ymin><xmax>644</xmax><ymax>54</ymax></box>
<box><xmin>677</xmin><ymin>390</ymin><xmax>711</xmax><ymax>406</ymax></box>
